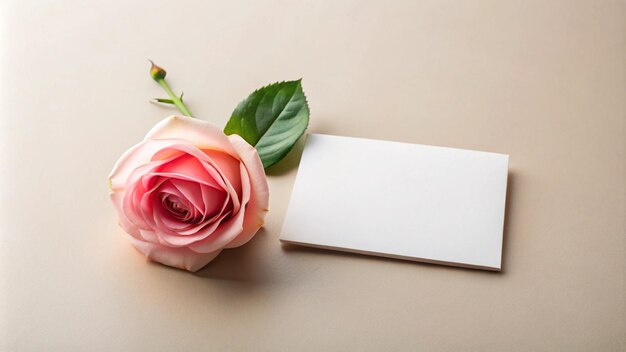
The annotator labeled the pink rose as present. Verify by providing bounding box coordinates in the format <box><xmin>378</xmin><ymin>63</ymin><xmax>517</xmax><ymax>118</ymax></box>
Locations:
<box><xmin>108</xmin><ymin>115</ymin><xmax>269</xmax><ymax>271</ymax></box>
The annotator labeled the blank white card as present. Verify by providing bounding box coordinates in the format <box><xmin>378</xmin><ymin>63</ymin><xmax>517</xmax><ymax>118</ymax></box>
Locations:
<box><xmin>280</xmin><ymin>134</ymin><xmax>509</xmax><ymax>271</ymax></box>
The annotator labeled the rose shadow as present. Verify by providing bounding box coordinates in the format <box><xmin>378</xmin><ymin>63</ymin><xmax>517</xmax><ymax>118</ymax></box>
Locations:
<box><xmin>193</xmin><ymin>228</ymin><xmax>274</xmax><ymax>283</ymax></box>
<box><xmin>280</xmin><ymin>171</ymin><xmax>516</xmax><ymax>275</ymax></box>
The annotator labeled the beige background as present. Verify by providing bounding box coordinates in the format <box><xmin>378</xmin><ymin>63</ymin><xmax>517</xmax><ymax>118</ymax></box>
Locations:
<box><xmin>1</xmin><ymin>1</ymin><xmax>624</xmax><ymax>351</ymax></box>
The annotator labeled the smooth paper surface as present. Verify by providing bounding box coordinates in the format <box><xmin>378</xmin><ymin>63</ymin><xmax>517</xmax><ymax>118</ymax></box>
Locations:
<box><xmin>280</xmin><ymin>134</ymin><xmax>509</xmax><ymax>270</ymax></box>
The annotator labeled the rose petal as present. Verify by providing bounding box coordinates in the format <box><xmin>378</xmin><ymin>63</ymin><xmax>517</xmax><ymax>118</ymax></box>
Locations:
<box><xmin>144</xmin><ymin>116</ymin><xmax>239</xmax><ymax>158</ymax></box>
<box><xmin>110</xmin><ymin>191</ymin><xmax>141</xmax><ymax>238</ymax></box>
<box><xmin>199</xmin><ymin>184</ymin><xmax>229</xmax><ymax>221</ymax></box>
<box><xmin>109</xmin><ymin>138</ymin><xmax>187</xmax><ymax>192</ymax></box>
<box><xmin>224</xmin><ymin>134</ymin><xmax>270</xmax><ymax>248</ymax></box>
<box><xmin>154</xmin><ymin>151</ymin><xmax>223</xmax><ymax>190</ymax></box>
<box><xmin>153</xmin><ymin>212</ymin><xmax>230</xmax><ymax>247</ymax></box>
<box><xmin>154</xmin><ymin>198</ymin><xmax>194</xmax><ymax>230</ymax></box>
<box><xmin>148</xmin><ymin>171</ymin><xmax>221</xmax><ymax>190</ymax></box>
<box><xmin>123</xmin><ymin>174</ymin><xmax>152</xmax><ymax>231</ymax></box>
<box><xmin>128</xmin><ymin>236</ymin><xmax>221</xmax><ymax>272</ymax></box>
<box><xmin>120</xmin><ymin>159</ymin><xmax>179</xmax><ymax>231</ymax></box>
<box><xmin>202</xmin><ymin>149</ymin><xmax>242</xmax><ymax>199</ymax></box>
<box><xmin>169</xmin><ymin>179</ymin><xmax>205</xmax><ymax>214</ymax></box>
<box><xmin>152</xmin><ymin>180</ymin><xmax>228</xmax><ymax>234</ymax></box>
<box><xmin>188</xmin><ymin>204</ymin><xmax>246</xmax><ymax>253</ymax></box>
<box><xmin>150</xmin><ymin>182</ymin><xmax>198</xmax><ymax>232</ymax></box>
<box><xmin>139</xmin><ymin>228</ymin><xmax>159</xmax><ymax>243</ymax></box>
<box><xmin>200</xmin><ymin>160</ymin><xmax>241</xmax><ymax>214</ymax></box>
<box><xmin>156</xmin><ymin>144</ymin><xmax>243</xmax><ymax>214</ymax></box>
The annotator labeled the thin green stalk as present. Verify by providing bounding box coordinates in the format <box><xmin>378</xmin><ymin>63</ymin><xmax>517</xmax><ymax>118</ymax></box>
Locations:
<box><xmin>157</xmin><ymin>79</ymin><xmax>192</xmax><ymax>117</ymax></box>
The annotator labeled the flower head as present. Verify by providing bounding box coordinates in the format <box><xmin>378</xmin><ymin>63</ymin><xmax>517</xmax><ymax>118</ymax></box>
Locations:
<box><xmin>109</xmin><ymin>115</ymin><xmax>269</xmax><ymax>271</ymax></box>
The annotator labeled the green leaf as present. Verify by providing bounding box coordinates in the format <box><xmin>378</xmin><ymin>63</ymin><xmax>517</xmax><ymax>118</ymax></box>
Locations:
<box><xmin>224</xmin><ymin>80</ymin><xmax>310</xmax><ymax>169</ymax></box>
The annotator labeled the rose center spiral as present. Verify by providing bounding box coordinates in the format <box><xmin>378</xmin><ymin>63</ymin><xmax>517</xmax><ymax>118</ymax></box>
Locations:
<box><xmin>163</xmin><ymin>194</ymin><xmax>191</xmax><ymax>219</ymax></box>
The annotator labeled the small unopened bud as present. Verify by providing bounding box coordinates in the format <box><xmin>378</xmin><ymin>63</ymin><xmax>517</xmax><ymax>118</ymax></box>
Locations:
<box><xmin>149</xmin><ymin>60</ymin><xmax>166</xmax><ymax>81</ymax></box>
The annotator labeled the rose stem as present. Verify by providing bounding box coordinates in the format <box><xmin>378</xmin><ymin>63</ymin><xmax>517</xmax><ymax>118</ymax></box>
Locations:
<box><xmin>156</xmin><ymin>79</ymin><xmax>192</xmax><ymax>117</ymax></box>
<box><xmin>149</xmin><ymin>60</ymin><xmax>193</xmax><ymax>117</ymax></box>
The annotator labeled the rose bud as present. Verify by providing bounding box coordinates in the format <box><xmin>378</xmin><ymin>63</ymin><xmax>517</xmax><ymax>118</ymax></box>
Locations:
<box><xmin>149</xmin><ymin>60</ymin><xmax>167</xmax><ymax>81</ymax></box>
<box><xmin>108</xmin><ymin>115</ymin><xmax>269</xmax><ymax>271</ymax></box>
